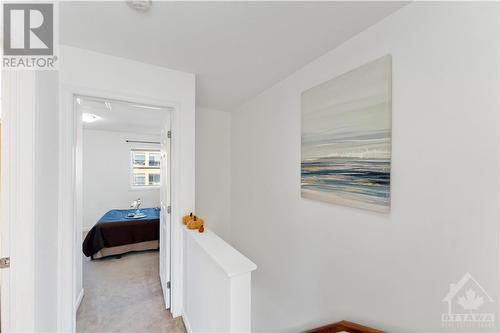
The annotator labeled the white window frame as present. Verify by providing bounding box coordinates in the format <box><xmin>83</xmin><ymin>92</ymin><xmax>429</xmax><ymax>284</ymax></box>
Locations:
<box><xmin>130</xmin><ymin>149</ymin><xmax>161</xmax><ymax>190</ymax></box>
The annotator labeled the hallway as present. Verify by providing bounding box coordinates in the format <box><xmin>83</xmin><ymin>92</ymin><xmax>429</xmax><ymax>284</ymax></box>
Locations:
<box><xmin>76</xmin><ymin>251</ymin><xmax>185</xmax><ymax>333</ymax></box>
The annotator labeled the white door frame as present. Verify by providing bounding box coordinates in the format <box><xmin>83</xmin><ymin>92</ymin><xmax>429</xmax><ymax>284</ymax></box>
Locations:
<box><xmin>58</xmin><ymin>84</ymin><xmax>183</xmax><ymax>332</ymax></box>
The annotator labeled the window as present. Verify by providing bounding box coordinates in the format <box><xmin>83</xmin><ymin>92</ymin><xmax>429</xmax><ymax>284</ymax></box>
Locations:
<box><xmin>149</xmin><ymin>173</ymin><xmax>160</xmax><ymax>185</ymax></box>
<box><xmin>134</xmin><ymin>174</ymin><xmax>146</xmax><ymax>186</ymax></box>
<box><xmin>131</xmin><ymin>150</ymin><xmax>161</xmax><ymax>188</ymax></box>
<box><xmin>149</xmin><ymin>153</ymin><xmax>160</xmax><ymax>167</ymax></box>
<box><xmin>133</xmin><ymin>153</ymin><xmax>146</xmax><ymax>166</ymax></box>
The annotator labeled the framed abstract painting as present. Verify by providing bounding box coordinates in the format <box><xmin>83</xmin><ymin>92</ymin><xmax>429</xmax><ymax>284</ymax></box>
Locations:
<box><xmin>301</xmin><ymin>55</ymin><xmax>392</xmax><ymax>213</ymax></box>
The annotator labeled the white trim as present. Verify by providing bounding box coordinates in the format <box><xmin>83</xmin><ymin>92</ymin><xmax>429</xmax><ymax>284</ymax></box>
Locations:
<box><xmin>182</xmin><ymin>313</ymin><xmax>193</xmax><ymax>333</ymax></box>
<box><xmin>129</xmin><ymin>186</ymin><xmax>161</xmax><ymax>191</ymax></box>
<box><xmin>57</xmin><ymin>84</ymin><xmax>77</xmax><ymax>333</ymax></box>
<box><xmin>58</xmin><ymin>84</ymin><xmax>185</xmax><ymax>331</ymax></box>
<box><xmin>75</xmin><ymin>289</ymin><xmax>85</xmax><ymax>312</ymax></box>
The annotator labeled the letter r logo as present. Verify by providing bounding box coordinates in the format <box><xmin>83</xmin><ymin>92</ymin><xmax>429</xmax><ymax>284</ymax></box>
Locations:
<box><xmin>3</xmin><ymin>4</ymin><xmax>53</xmax><ymax>56</ymax></box>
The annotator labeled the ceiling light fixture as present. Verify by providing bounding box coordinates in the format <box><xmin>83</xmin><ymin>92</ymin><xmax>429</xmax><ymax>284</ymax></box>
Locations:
<box><xmin>82</xmin><ymin>113</ymin><xmax>100</xmax><ymax>123</ymax></box>
<box><xmin>126</xmin><ymin>0</ymin><xmax>152</xmax><ymax>12</ymax></box>
<box><xmin>105</xmin><ymin>101</ymin><xmax>112</xmax><ymax>110</ymax></box>
<box><xmin>76</xmin><ymin>97</ymin><xmax>82</xmax><ymax>105</ymax></box>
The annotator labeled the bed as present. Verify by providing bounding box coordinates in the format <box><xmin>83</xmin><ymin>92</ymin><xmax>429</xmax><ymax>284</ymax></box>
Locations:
<box><xmin>82</xmin><ymin>208</ymin><xmax>160</xmax><ymax>259</ymax></box>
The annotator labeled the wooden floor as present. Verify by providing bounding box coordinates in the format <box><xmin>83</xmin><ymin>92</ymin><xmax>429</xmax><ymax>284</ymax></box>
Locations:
<box><xmin>77</xmin><ymin>250</ymin><xmax>186</xmax><ymax>333</ymax></box>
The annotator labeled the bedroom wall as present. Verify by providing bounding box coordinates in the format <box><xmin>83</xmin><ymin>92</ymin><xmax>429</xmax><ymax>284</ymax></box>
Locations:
<box><xmin>82</xmin><ymin>129</ymin><xmax>161</xmax><ymax>231</ymax></box>
<box><xmin>229</xmin><ymin>2</ymin><xmax>499</xmax><ymax>332</ymax></box>
<box><xmin>60</xmin><ymin>45</ymin><xmax>195</xmax><ymax>319</ymax></box>
<box><xmin>195</xmin><ymin>107</ymin><xmax>231</xmax><ymax>240</ymax></box>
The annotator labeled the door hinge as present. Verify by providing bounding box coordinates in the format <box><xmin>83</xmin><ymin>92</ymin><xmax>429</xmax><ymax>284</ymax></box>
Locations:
<box><xmin>167</xmin><ymin>131</ymin><xmax>171</xmax><ymax>139</ymax></box>
<box><xmin>166</xmin><ymin>281</ymin><xmax>171</xmax><ymax>289</ymax></box>
<box><xmin>167</xmin><ymin>205</ymin><xmax>171</xmax><ymax>214</ymax></box>
<box><xmin>0</xmin><ymin>257</ymin><xmax>10</xmax><ymax>269</ymax></box>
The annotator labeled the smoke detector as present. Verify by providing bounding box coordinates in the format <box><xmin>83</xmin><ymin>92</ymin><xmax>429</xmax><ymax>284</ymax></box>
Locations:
<box><xmin>126</xmin><ymin>0</ymin><xmax>152</xmax><ymax>12</ymax></box>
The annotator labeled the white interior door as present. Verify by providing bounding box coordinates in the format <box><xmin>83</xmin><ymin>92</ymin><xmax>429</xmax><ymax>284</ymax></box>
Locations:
<box><xmin>159</xmin><ymin>116</ymin><xmax>171</xmax><ymax>309</ymax></box>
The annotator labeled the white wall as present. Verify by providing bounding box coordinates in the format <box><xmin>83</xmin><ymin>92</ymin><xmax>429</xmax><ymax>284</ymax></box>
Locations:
<box><xmin>183</xmin><ymin>228</ymin><xmax>256</xmax><ymax>332</ymax></box>
<box><xmin>59</xmin><ymin>45</ymin><xmax>195</xmax><ymax>325</ymax></box>
<box><xmin>82</xmin><ymin>129</ymin><xmax>161</xmax><ymax>231</ymax></box>
<box><xmin>229</xmin><ymin>2</ymin><xmax>499</xmax><ymax>332</ymax></box>
<box><xmin>195</xmin><ymin>108</ymin><xmax>231</xmax><ymax>240</ymax></box>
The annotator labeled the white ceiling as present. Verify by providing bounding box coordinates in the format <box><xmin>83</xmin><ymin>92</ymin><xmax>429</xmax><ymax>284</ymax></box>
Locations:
<box><xmin>60</xmin><ymin>1</ymin><xmax>407</xmax><ymax>111</ymax></box>
<box><xmin>79</xmin><ymin>96</ymin><xmax>169</xmax><ymax>134</ymax></box>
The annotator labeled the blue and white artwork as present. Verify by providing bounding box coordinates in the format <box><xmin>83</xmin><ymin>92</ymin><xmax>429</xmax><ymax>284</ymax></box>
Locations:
<box><xmin>301</xmin><ymin>55</ymin><xmax>392</xmax><ymax>213</ymax></box>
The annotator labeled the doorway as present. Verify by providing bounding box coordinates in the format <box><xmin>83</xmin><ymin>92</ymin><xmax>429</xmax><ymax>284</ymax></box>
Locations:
<box><xmin>73</xmin><ymin>96</ymin><xmax>181</xmax><ymax>332</ymax></box>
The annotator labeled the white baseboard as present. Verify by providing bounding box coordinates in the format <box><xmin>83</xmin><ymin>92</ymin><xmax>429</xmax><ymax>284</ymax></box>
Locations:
<box><xmin>75</xmin><ymin>288</ymin><xmax>85</xmax><ymax>312</ymax></box>
<box><xmin>182</xmin><ymin>313</ymin><xmax>193</xmax><ymax>333</ymax></box>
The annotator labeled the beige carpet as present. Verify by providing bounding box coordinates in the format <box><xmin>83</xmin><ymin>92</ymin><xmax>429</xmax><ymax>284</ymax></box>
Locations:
<box><xmin>77</xmin><ymin>250</ymin><xmax>186</xmax><ymax>333</ymax></box>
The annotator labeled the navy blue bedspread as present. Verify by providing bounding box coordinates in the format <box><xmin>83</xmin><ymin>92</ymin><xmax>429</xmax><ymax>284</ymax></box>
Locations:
<box><xmin>98</xmin><ymin>208</ymin><xmax>160</xmax><ymax>223</ymax></box>
<box><xmin>82</xmin><ymin>208</ymin><xmax>160</xmax><ymax>257</ymax></box>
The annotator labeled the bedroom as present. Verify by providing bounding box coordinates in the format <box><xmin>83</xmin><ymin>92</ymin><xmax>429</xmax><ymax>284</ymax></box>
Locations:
<box><xmin>76</xmin><ymin>96</ymin><xmax>177</xmax><ymax>331</ymax></box>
